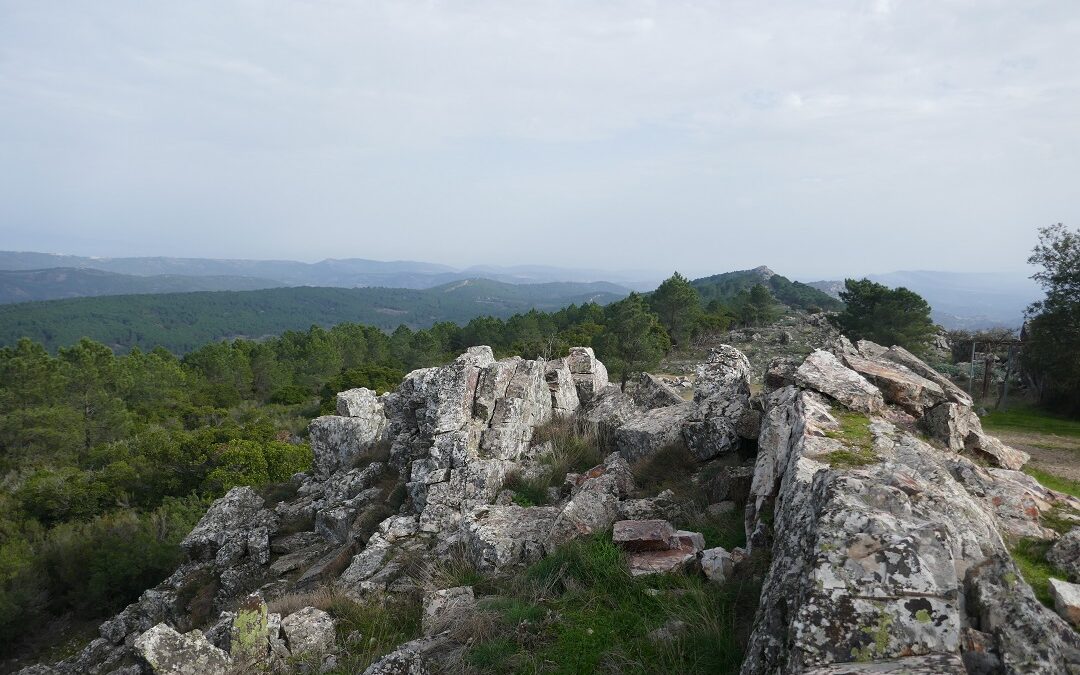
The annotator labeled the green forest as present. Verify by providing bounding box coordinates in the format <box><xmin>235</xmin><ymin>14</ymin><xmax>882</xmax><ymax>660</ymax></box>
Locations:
<box><xmin>1</xmin><ymin>271</ymin><xmax>775</xmax><ymax>657</ymax></box>
<box><xmin>0</xmin><ymin>280</ymin><xmax>629</xmax><ymax>354</ymax></box>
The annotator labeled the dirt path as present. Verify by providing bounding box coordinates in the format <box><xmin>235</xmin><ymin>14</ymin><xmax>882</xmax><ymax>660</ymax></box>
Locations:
<box><xmin>994</xmin><ymin>430</ymin><xmax>1080</xmax><ymax>482</ymax></box>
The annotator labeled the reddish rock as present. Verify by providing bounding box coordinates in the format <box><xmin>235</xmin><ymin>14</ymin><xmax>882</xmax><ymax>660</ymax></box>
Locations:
<box><xmin>612</xmin><ymin>519</ymin><xmax>677</xmax><ymax>552</ymax></box>
<box><xmin>627</xmin><ymin>543</ymin><xmax>699</xmax><ymax>576</ymax></box>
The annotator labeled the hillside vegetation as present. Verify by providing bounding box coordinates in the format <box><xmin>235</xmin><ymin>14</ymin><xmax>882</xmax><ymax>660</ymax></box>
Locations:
<box><xmin>0</xmin><ymin>268</ymin><xmax>284</xmax><ymax>304</ymax></box>
<box><xmin>691</xmin><ymin>266</ymin><xmax>843</xmax><ymax>312</ymax></box>
<box><xmin>0</xmin><ymin>280</ymin><xmax>629</xmax><ymax>353</ymax></box>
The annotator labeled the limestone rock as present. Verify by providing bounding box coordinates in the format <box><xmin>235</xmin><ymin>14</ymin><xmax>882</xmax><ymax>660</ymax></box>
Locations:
<box><xmin>694</xmin><ymin>346</ymin><xmax>752</xmax><ymax>403</ymax></box>
<box><xmin>617</xmin><ymin>490</ymin><xmax>681</xmax><ymax>521</ymax></box>
<box><xmin>880</xmin><ymin>346</ymin><xmax>973</xmax><ymax>407</ymax></box>
<box><xmin>614</xmin><ymin>403</ymin><xmax>694</xmax><ymax>462</ymax></box>
<box><xmin>1050</xmin><ymin>578</ymin><xmax>1080</xmax><ymax>628</ymax></box>
<box><xmin>567</xmin><ymin>346</ymin><xmax>609</xmax><ymax>403</ymax></box>
<box><xmin>229</xmin><ymin>594</ymin><xmax>269</xmax><ymax>665</ymax></box>
<box><xmin>628</xmin><ymin>372</ymin><xmax>685</xmax><ymax>410</ymax></box>
<box><xmin>580</xmin><ymin>385</ymin><xmax>640</xmax><ymax>432</ymax></box>
<box><xmin>281</xmin><ymin>607</ymin><xmax>336</xmax><ymax>655</ymax></box>
<box><xmin>795</xmin><ymin>350</ymin><xmax>884</xmax><ymax>413</ymax></box>
<box><xmin>612</xmin><ymin>519</ymin><xmax>678</xmax><ymax>552</ymax></box>
<box><xmin>800</xmin><ymin>654</ymin><xmax>967</xmax><ymax>674</ymax></box>
<box><xmin>463</xmin><ymin>505</ymin><xmax>560</xmax><ymax>572</ymax></box>
<box><xmin>764</xmin><ymin>357</ymin><xmax>800</xmax><ymax>392</ymax></box>
<box><xmin>310</xmin><ymin>413</ymin><xmax>387</xmax><ymax>476</ymax></box>
<box><xmin>544</xmin><ymin>359</ymin><xmax>581</xmax><ymax>416</ymax></box>
<box><xmin>133</xmin><ymin>624</ymin><xmax>231</xmax><ymax>675</ymax></box>
<box><xmin>180</xmin><ymin>487</ymin><xmax>274</xmax><ymax>563</ymax></box>
<box><xmin>701</xmin><ymin>547</ymin><xmax>734</xmax><ymax>584</ymax></box>
<box><xmin>841</xmin><ymin>353</ymin><xmax>945</xmax><ymax>416</ymax></box>
<box><xmin>1048</xmin><ymin>529</ymin><xmax>1080</xmax><ymax>582</ymax></box>
<box><xmin>422</xmin><ymin>586</ymin><xmax>475</xmax><ymax>635</ymax></box>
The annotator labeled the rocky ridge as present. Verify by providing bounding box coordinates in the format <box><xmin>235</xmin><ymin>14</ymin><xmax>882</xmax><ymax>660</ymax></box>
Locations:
<box><xmin>18</xmin><ymin>336</ymin><xmax>1080</xmax><ymax>674</ymax></box>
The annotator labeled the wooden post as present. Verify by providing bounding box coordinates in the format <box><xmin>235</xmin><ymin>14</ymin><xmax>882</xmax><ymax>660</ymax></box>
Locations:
<box><xmin>968</xmin><ymin>341</ymin><xmax>977</xmax><ymax>396</ymax></box>
<box><xmin>982</xmin><ymin>353</ymin><xmax>994</xmax><ymax>400</ymax></box>
<box><xmin>997</xmin><ymin>346</ymin><xmax>1016</xmax><ymax>410</ymax></box>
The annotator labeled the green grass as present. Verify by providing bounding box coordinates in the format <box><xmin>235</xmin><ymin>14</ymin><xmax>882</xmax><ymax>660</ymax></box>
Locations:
<box><xmin>823</xmin><ymin>410</ymin><xmax>878</xmax><ymax>468</ymax></box>
<box><xmin>982</xmin><ymin>406</ymin><xmax>1080</xmax><ymax>438</ymax></box>
<box><xmin>1010</xmin><ymin>538</ymin><xmax>1070</xmax><ymax>607</ymax></box>
<box><xmin>322</xmin><ymin>595</ymin><xmax>423</xmax><ymax>673</ymax></box>
<box><xmin>505</xmin><ymin>416</ymin><xmax>607</xmax><ymax>507</ymax></box>
<box><xmin>460</xmin><ymin>534</ymin><xmax>761</xmax><ymax>674</ymax></box>
<box><xmin>1025</xmin><ymin>467</ymin><xmax>1080</xmax><ymax>500</ymax></box>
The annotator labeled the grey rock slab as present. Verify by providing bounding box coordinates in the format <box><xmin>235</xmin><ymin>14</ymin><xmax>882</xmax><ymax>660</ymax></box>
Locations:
<box><xmin>795</xmin><ymin>349</ymin><xmax>884</xmax><ymax>413</ymax></box>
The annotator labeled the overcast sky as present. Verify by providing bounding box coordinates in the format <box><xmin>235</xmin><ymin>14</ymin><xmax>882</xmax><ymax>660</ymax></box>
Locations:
<box><xmin>1</xmin><ymin>1</ymin><xmax>1077</xmax><ymax>279</ymax></box>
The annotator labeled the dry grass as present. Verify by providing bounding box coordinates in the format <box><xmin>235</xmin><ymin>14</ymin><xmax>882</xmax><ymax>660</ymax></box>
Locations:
<box><xmin>267</xmin><ymin>587</ymin><xmax>336</xmax><ymax>616</ymax></box>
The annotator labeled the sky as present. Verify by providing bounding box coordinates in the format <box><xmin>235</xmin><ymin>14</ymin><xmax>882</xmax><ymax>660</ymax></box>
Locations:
<box><xmin>1</xmin><ymin>1</ymin><xmax>1077</xmax><ymax>280</ymax></box>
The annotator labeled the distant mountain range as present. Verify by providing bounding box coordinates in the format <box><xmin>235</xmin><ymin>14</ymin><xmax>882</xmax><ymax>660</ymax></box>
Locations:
<box><xmin>805</xmin><ymin>270</ymin><xmax>1040</xmax><ymax>330</ymax></box>
<box><xmin>0</xmin><ymin>251</ymin><xmax>659</xmax><ymax>303</ymax></box>
<box><xmin>0</xmin><ymin>279</ymin><xmax>630</xmax><ymax>353</ymax></box>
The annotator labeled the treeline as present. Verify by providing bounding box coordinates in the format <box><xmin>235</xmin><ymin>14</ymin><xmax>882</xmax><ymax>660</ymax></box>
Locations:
<box><xmin>0</xmin><ymin>273</ymin><xmax>782</xmax><ymax>655</ymax></box>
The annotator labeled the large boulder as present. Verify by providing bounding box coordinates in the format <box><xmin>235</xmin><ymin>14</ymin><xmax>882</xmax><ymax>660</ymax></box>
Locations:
<box><xmin>881</xmin><ymin>346</ymin><xmax>973</xmax><ymax>407</ymax></box>
<box><xmin>628</xmin><ymin>373</ymin><xmax>685</xmax><ymax>410</ymax></box>
<box><xmin>694</xmin><ymin>346</ymin><xmax>752</xmax><ymax>403</ymax></box>
<box><xmin>281</xmin><ymin>607</ymin><xmax>336</xmax><ymax>655</ymax></box>
<box><xmin>462</xmin><ymin>505</ymin><xmax>560</xmax><ymax>572</ymax></box>
<box><xmin>924</xmin><ymin>403</ymin><xmax>1030</xmax><ymax>470</ymax></box>
<box><xmin>181</xmin><ymin>487</ymin><xmax>275</xmax><ymax>565</ymax></box>
<box><xmin>310</xmin><ymin>413</ymin><xmax>388</xmax><ymax>476</ymax></box>
<box><xmin>614</xmin><ymin>403</ymin><xmax>694</xmax><ymax>462</ymax></box>
<box><xmin>794</xmin><ymin>350</ymin><xmax>884</xmax><ymax>413</ymax></box>
<box><xmin>567</xmin><ymin>347</ymin><xmax>609</xmax><ymax>403</ymax></box>
<box><xmin>841</xmin><ymin>353</ymin><xmax>945</xmax><ymax>416</ymax></box>
<box><xmin>134</xmin><ymin>624</ymin><xmax>231</xmax><ymax>675</ymax></box>
<box><xmin>740</xmin><ymin>377</ymin><xmax>1080</xmax><ymax>674</ymax></box>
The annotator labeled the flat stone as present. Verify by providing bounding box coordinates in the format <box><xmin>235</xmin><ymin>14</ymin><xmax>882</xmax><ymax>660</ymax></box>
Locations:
<box><xmin>612</xmin><ymin>519</ymin><xmax>678</xmax><ymax>552</ymax></box>
<box><xmin>801</xmin><ymin>653</ymin><xmax>967</xmax><ymax>674</ymax></box>
<box><xmin>1049</xmin><ymin>578</ymin><xmax>1080</xmax><ymax>627</ymax></box>
<box><xmin>795</xmin><ymin>350</ymin><xmax>884</xmax><ymax>413</ymax></box>
<box><xmin>627</xmin><ymin>543</ymin><xmax>698</xmax><ymax>576</ymax></box>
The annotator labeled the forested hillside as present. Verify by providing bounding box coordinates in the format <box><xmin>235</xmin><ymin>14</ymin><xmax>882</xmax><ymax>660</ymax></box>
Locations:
<box><xmin>691</xmin><ymin>266</ymin><xmax>843</xmax><ymax>312</ymax></box>
<box><xmin>0</xmin><ymin>268</ymin><xmax>283</xmax><ymax>304</ymax></box>
<box><xmin>0</xmin><ymin>280</ymin><xmax>629</xmax><ymax>353</ymax></box>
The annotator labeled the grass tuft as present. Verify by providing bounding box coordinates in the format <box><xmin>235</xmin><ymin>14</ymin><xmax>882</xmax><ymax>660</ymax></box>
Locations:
<box><xmin>823</xmin><ymin>410</ymin><xmax>878</xmax><ymax>468</ymax></box>
<box><xmin>1010</xmin><ymin>538</ymin><xmax>1070</xmax><ymax>608</ymax></box>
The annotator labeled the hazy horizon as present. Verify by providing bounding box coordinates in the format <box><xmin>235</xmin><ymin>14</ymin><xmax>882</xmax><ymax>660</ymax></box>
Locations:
<box><xmin>3</xmin><ymin>2</ymin><xmax>1076</xmax><ymax>278</ymax></box>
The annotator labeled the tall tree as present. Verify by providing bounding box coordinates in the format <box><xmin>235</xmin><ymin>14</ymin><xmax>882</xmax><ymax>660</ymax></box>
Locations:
<box><xmin>835</xmin><ymin>279</ymin><xmax>935</xmax><ymax>353</ymax></box>
<box><xmin>596</xmin><ymin>294</ymin><xmax>670</xmax><ymax>389</ymax></box>
<box><xmin>649</xmin><ymin>272</ymin><xmax>702</xmax><ymax>347</ymax></box>
<box><xmin>1022</xmin><ymin>223</ymin><xmax>1080</xmax><ymax>412</ymax></box>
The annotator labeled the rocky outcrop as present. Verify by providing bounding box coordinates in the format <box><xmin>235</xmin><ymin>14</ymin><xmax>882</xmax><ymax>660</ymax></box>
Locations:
<box><xmin>794</xmin><ymin>350</ymin><xmax>884</xmax><ymax>413</ymax></box>
<box><xmin>133</xmin><ymin>624</ymin><xmax>230</xmax><ymax>675</ymax></box>
<box><xmin>26</xmin><ymin>338</ymin><xmax>1075</xmax><ymax>675</ymax></box>
<box><xmin>310</xmin><ymin>388</ymin><xmax>388</xmax><ymax>475</ymax></box>
<box><xmin>741</xmin><ymin>343</ymin><xmax>1080</xmax><ymax>674</ymax></box>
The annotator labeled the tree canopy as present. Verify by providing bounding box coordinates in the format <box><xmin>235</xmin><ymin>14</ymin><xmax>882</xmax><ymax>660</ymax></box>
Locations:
<box><xmin>1022</xmin><ymin>223</ymin><xmax>1080</xmax><ymax>412</ymax></box>
<box><xmin>834</xmin><ymin>279</ymin><xmax>935</xmax><ymax>353</ymax></box>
